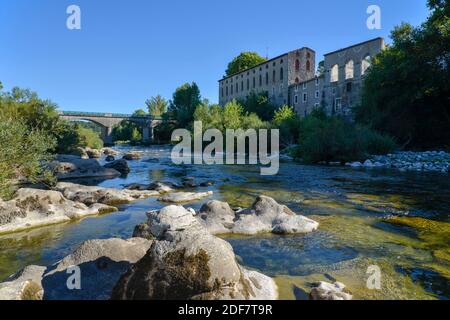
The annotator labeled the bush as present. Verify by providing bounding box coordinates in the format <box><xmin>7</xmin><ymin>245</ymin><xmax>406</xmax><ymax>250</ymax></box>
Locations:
<box><xmin>76</xmin><ymin>126</ymin><xmax>104</xmax><ymax>149</ymax></box>
<box><xmin>293</xmin><ymin>109</ymin><xmax>397</xmax><ymax>164</ymax></box>
<box><xmin>272</xmin><ymin>106</ymin><xmax>301</xmax><ymax>146</ymax></box>
<box><xmin>0</xmin><ymin>118</ymin><xmax>56</xmax><ymax>199</ymax></box>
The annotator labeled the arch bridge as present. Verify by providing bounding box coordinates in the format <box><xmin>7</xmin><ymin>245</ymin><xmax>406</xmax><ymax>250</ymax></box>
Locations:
<box><xmin>60</xmin><ymin>111</ymin><xmax>171</xmax><ymax>145</ymax></box>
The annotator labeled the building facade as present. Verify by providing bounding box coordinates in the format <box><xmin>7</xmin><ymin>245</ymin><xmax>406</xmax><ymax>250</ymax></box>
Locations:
<box><xmin>218</xmin><ymin>47</ymin><xmax>315</xmax><ymax>106</ymax></box>
<box><xmin>220</xmin><ymin>38</ymin><xmax>385</xmax><ymax>119</ymax></box>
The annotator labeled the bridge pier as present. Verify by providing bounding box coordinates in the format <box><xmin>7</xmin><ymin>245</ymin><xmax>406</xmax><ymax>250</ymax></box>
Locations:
<box><xmin>142</xmin><ymin>126</ymin><xmax>154</xmax><ymax>143</ymax></box>
<box><xmin>101</xmin><ymin>126</ymin><xmax>114</xmax><ymax>146</ymax></box>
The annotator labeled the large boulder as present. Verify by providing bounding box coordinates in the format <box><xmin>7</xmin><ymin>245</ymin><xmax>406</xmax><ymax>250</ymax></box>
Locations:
<box><xmin>196</xmin><ymin>196</ymin><xmax>319</xmax><ymax>236</ymax></box>
<box><xmin>0</xmin><ymin>188</ymin><xmax>115</xmax><ymax>234</ymax></box>
<box><xmin>0</xmin><ymin>265</ymin><xmax>46</xmax><ymax>300</ymax></box>
<box><xmin>158</xmin><ymin>191</ymin><xmax>213</xmax><ymax>204</ymax></box>
<box><xmin>55</xmin><ymin>182</ymin><xmax>159</xmax><ymax>206</ymax></box>
<box><xmin>309</xmin><ymin>282</ymin><xmax>352</xmax><ymax>300</ymax></box>
<box><xmin>49</xmin><ymin>155</ymin><xmax>120</xmax><ymax>180</ymax></box>
<box><xmin>42</xmin><ymin>238</ymin><xmax>152</xmax><ymax>300</ymax></box>
<box><xmin>197</xmin><ymin>200</ymin><xmax>235</xmax><ymax>234</ymax></box>
<box><xmin>111</xmin><ymin>206</ymin><xmax>277</xmax><ymax>300</ymax></box>
<box><xmin>103</xmin><ymin>159</ymin><xmax>130</xmax><ymax>175</ymax></box>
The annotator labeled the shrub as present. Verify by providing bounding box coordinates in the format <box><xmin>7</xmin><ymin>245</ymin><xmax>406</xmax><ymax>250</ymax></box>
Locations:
<box><xmin>293</xmin><ymin>109</ymin><xmax>397</xmax><ymax>164</ymax></box>
<box><xmin>272</xmin><ymin>106</ymin><xmax>301</xmax><ymax>146</ymax></box>
<box><xmin>0</xmin><ymin>118</ymin><xmax>56</xmax><ymax>199</ymax></box>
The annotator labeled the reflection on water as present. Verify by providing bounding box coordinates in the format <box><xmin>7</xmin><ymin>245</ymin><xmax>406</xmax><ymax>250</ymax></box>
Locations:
<box><xmin>0</xmin><ymin>145</ymin><xmax>449</xmax><ymax>300</ymax></box>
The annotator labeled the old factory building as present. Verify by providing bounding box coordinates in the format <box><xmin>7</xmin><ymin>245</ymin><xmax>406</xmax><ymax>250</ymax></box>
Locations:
<box><xmin>219</xmin><ymin>37</ymin><xmax>385</xmax><ymax>117</ymax></box>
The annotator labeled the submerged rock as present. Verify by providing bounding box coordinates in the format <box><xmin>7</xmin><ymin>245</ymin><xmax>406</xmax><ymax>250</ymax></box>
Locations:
<box><xmin>0</xmin><ymin>188</ymin><xmax>116</xmax><ymax>234</ymax></box>
<box><xmin>158</xmin><ymin>191</ymin><xmax>213</xmax><ymax>204</ymax></box>
<box><xmin>123</xmin><ymin>152</ymin><xmax>142</xmax><ymax>161</ymax></box>
<box><xmin>103</xmin><ymin>159</ymin><xmax>130</xmax><ymax>175</ymax></box>
<box><xmin>56</xmin><ymin>182</ymin><xmax>159</xmax><ymax>206</ymax></box>
<box><xmin>125</xmin><ymin>182</ymin><xmax>175</xmax><ymax>194</ymax></box>
<box><xmin>112</xmin><ymin>205</ymin><xmax>277</xmax><ymax>300</ymax></box>
<box><xmin>197</xmin><ymin>196</ymin><xmax>319</xmax><ymax>236</ymax></box>
<box><xmin>49</xmin><ymin>155</ymin><xmax>120</xmax><ymax>180</ymax></box>
<box><xmin>105</xmin><ymin>155</ymin><xmax>115</xmax><ymax>162</ymax></box>
<box><xmin>309</xmin><ymin>281</ymin><xmax>352</xmax><ymax>300</ymax></box>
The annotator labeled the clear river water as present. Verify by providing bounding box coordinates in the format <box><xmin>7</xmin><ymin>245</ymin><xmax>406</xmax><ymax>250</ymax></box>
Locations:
<box><xmin>0</xmin><ymin>145</ymin><xmax>449</xmax><ymax>300</ymax></box>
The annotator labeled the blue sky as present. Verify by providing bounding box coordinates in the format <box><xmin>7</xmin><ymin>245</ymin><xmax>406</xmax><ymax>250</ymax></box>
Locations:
<box><xmin>0</xmin><ymin>0</ymin><xmax>429</xmax><ymax>113</ymax></box>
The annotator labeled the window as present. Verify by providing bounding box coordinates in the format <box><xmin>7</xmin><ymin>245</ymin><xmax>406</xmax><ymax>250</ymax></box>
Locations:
<box><xmin>294</xmin><ymin>85</ymin><xmax>299</xmax><ymax>92</ymax></box>
<box><xmin>273</xmin><ymin>62</ymin><xmax>276</xmax><ymax>66</ymax></box>
<box><xmin>247</xmin><ymin>78</ymin><xmax>249</xmax><ymax>90</ymax></box>
<box><xmin>307</xmin><ymin>52</ymin><xmax>311</xmax><ymax>59</ymax></box>
<box><xmin>226</xmin><ymin>86</ymin><xmax>228</xmax><ymax>96</ymax></box>
<box><xmin>295</xmin><ymin>77</ymin><xmax>299</xmax><ymax>84</ymax></box>
<box><xmin>303</xmin><ymin>83</ymin><xmax>307</xmax><ymax>90</ymax></box>
<box><xmin>295</xmin><ymin>59</ymin><xmax>300</xmax><ymax>72</ymax></box>
<box><xmin>335</xmin><ymin>98</ymin><xmax>342</xmax><ymax>111</ymax></box>
<box><xmin>315</xmin><ymin>78</ymin><xmax>320</xmax><ymax>86</ymax></box>
<box><xmin>362</xmin><ymin>55</ymin><xmax>371</xmax><ymax>75</ymax></box>
<box><xmin>330</xmin><ymin>64</ymin><xmax>339</xmax><ymax>82</ymax></box>
<box><xmin>306</xmin><ymin>60</ymin><xmax>311</xmax><ymax>72</ymax></box>
<box><xmin>230</xmin><ymin>85</ymin><xmax>233</xmax><ymax>95</ymax></box>
<box><xmin>346</xmin><ymin>82</ymin><xmax>352</xmax><ymax>92</ymax></box>
<box><xmin>303</xmin><ymin>93</ymin><xmax>308</xmax><ymax>103</ymax></box>
<box><xmin>280</xmin><ymin>67</ymin><xmax>284</xmax><ymax>80</ymax></box>
<box><xmin>272</xmin><ymin>87</ymin><xmax>275</xmax><ymax>95</ymax></box>
<box><xmin>345</xmin><ymin>60</ymin><xmax>354</xmax><ymax>79</ymax></box>
<box><xmin>273</xmin><ymin>70</ymin><xmax>276</xmax><ymax>83</ymax></box>
<box><xmin>315</xmin><ymin>91</ymin><xmax>320</xmax><ymax>99</ymax></box>
<box><xmin>241</xmin><ymin>81</ymin><xmax>244</xmax><ymax>91</ymax></box>
<box><xmin>294</xmin><ymin>95</ymin><xmax>298</xmax><ymax>104</ymax></box>
<box><xmin>259</xmin><ymin>75</ymin><xmax>262</xmax><ymax>86</ymax></box>
<box><xmin>221</xmin><ymin>87</ymin><xmax>224</xmax><ymax>97</ymax></box>
<box><xmin>265</xmin><ymin>72</ymin><xmax>269</xmax><ymax>85</ymax></box>
<box><xmin>236</xmin><ymin>83</ymin><xmax>238</xmax><ymax>93</ymax></box>
<box><xmin>253</xmin><ymin>77</ymin><xmax>256</xmax><ymax>88</ymax></box>
<box><xmin>314</xmin><ymin>103</ymin><xmax>320</xmax><ymax>108</ymax></box>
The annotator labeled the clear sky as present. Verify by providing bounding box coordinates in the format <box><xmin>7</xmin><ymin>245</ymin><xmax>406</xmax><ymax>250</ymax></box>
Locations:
<box><xmin>0</xmin><ymin>0</ymin><xmax>430</xmax><ymax>113</ymax></box>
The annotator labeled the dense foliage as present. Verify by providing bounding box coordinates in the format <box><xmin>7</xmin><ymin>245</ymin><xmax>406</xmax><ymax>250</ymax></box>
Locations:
<box><xmin>355</xmin><ymin>0</ymin><xmax>450</xmax><ymax>149</ymax></box>
<box><xmin>225</xmin><ymin>52</ymin><xmax>267</xmax><ymax>76</ymax></box>
<box><xmin>293</xmin><ymin>109</ymin><xmax>397</xmax><ymax>164</ymax></box>
<box><xmin>238</xmin><ymin>91</ymin><xmax>278</xmax><ymax>121</ymax></box>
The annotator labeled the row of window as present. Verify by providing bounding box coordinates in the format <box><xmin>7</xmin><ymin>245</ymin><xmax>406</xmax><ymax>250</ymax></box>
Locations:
<box><xmin>293</xmin><ymin>90</ymin><xmax>321</xmax><ymax>104</ymax></box>
<box><xmin>223</xmin><ymin>59</ymin><xmax>285</xmax><ymax>84</ymax></box>
<box><xmin>294</xmin><ymin>78</ymin><xmax>320</xmax><ymax>91</ymax></box>
<box><xmin>330</xmin><ymin>56</ymin><xmax>371</xmax><ymax>82</ymax></box>
<box><xmin>221</xmin><ymin>68</ymin><xmax>285</xmax><ymax>97</ymax></box>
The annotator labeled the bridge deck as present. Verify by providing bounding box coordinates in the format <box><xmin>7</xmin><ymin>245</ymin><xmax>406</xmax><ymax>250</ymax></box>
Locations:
<box><xmin>60</xmin><ymin>111</ymin><xmax>164</xmax><ymax>120</ymax></box>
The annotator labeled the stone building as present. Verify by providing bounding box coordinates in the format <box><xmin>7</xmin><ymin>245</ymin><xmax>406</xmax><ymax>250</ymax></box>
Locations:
<box><xmin>218</xmin><ymin>47</ymin><xmax>316</xmax><ymax>106</ymax></box>
<box><xmin>220</xmin><ymin>37</ymin><xmax>385</xmax><ymax>119</ymax></box>
<box><xmin>321</xmin><ymin>37</ymin><xmax>385</xmax><ymax>117</ymax></box>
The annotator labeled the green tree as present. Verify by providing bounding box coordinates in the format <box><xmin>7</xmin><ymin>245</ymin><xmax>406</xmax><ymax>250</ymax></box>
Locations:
<box><xmin>354</xmin><ymin>0</ymin><xmax>450</xmax><ymax>149</ymax></box>
<box><xmin>272</xmin><ymin>105</ymin><xmax>301</xmax><ymax>146</ymax></box>
<box><xmin>226</xmin><ymin>52</ymin><xmax>267</xmax><ymax>76</ymax></box>
<box><xmin>132</xmin><ymin>109</ymin><xmax>147</xmax><ymax>117</ymax></box>
<box><xmin>146</xmin><ymin>95</ymin><xmax>168</xmax><ymax>117</ymax></box>
<box><xmin>169</xmin><ymin>82</ymin><xmax>201</xmax><ymax>128</ymax></box>
<box><xmin>238</xmin><ymin>91</ymin><xmax>278</xmax><ymax>121</ymax></box>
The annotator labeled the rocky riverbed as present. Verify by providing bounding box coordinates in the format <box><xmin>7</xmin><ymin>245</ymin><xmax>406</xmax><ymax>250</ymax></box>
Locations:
<box><xmin>0</xmin><ymin>145</ymin><xmax>449</xmax><ymax>300</ymax></box>
<box><xmin>347</xmin><ymin>151</ymin><xmax>450</xmax><ymax>173</ymax></box>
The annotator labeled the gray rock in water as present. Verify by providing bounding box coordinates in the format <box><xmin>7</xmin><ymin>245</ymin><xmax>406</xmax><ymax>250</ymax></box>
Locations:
<box><xmin>111</xmin><ymin>205</ymin><xmax>277</xmax><ymax>300</ymax></box>
<box><xmin>309</xmin><ymin>281</ymin><xmax>352</xmax><ymax>300</ymax></box>
<box><xmin>104</xmin><ymin>159</ymin><xmax>130</xmax><ymax>175</ymax></box>
<box><xmin>0</xmin><ymin>265</ymin><xmax>46</xmax><ymax>300</ymax></box>
<box><xmin>49</xmin><ymin>155</ymin><xmax>120</xmax><ymax>180</ymax></box>
<box><xmin>158</xmin><ymin>191</ymin><xmax>213</xmax><ymax>204</ymax></box>
<box><xmin>56</xmin><ymin>182</ymin><xmax>159</xmax><ymax>206</ymax></box>
<box><xmin>41</xmin><ymin>238</ymin><xmax>152</xmax><ymax>300</ymax></box>
<box><xmin>0</xmin><ymin>188</ymin><xmax>116</xmax><ymax>234</ymax></box>
<box><xmin>197</xmin><ymin>200</ymin><xmax>236</xmax><ymax>234</ymax></box>
<box><xmin>232</xmin><ymin>196</ymin><xmax>319</xmax><ymax>235</ymax></box>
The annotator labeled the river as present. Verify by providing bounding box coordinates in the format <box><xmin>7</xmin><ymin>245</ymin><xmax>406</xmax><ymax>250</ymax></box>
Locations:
<box><xmin>0</xmin><ymin>145</ymin><xmax>449</xmax><ymax>300</ymax></box>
